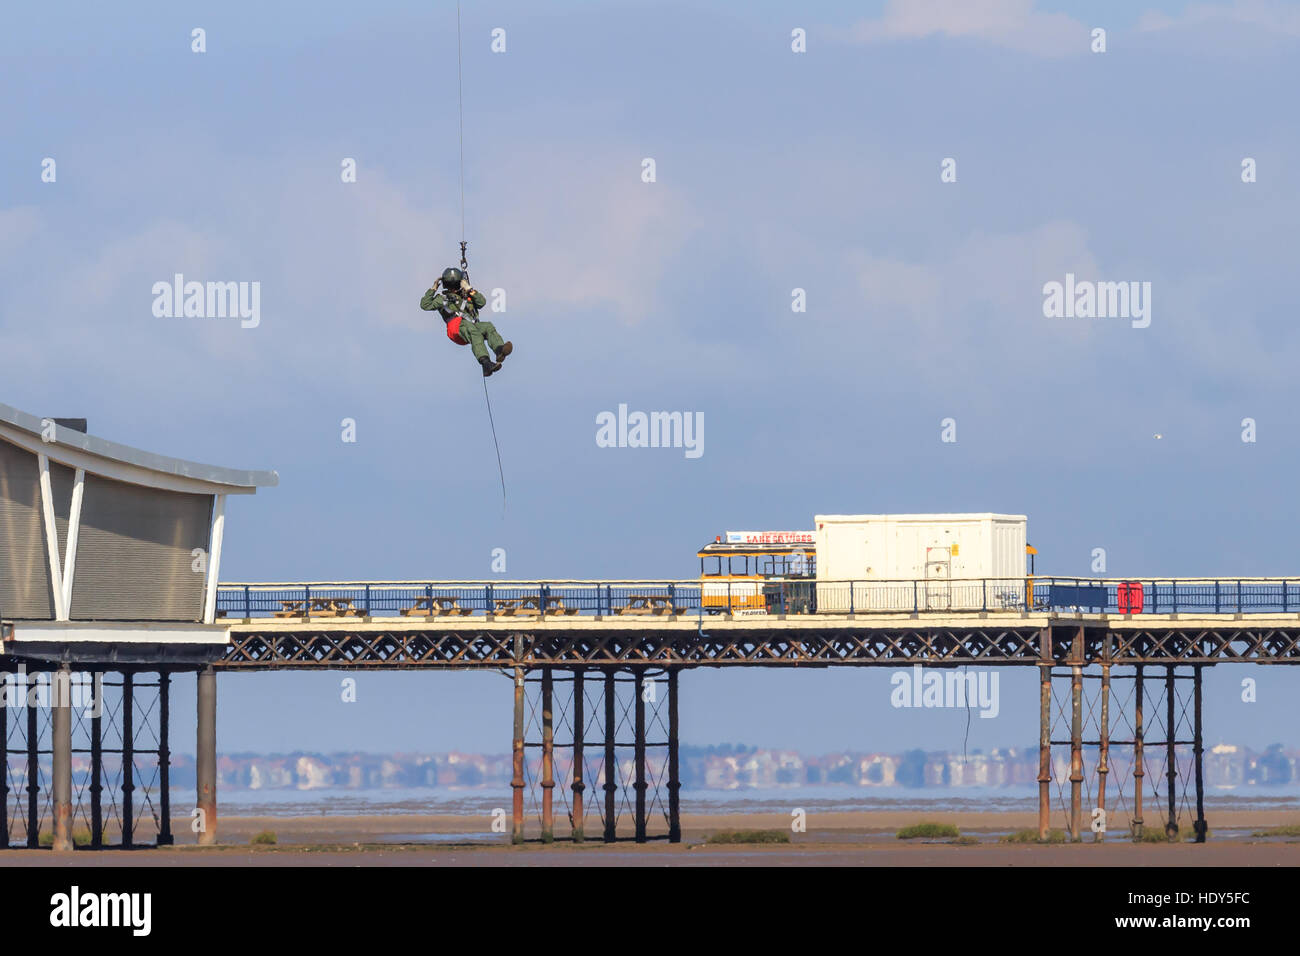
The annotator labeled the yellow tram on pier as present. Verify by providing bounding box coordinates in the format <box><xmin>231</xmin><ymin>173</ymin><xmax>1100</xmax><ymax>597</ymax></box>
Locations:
<box><xmin>697</xmin><ymin>531</ymin><xmax>817</xmax><ymax>614</ymax></box>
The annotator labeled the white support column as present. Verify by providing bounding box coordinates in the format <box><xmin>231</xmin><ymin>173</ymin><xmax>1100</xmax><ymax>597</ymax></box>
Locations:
<box><xmin>203</xmin><ymin>494</ymin><xmax>226</xmax><ymax>624</ymax></box>
<box><xmin>61</xmin><ymin>468</ymin><xmax>85</xmax><ymax>615</ymax></box>
<box><xmin>37</xmin><ymin>453</ymin><xmax>67</xmax><ymax>620</ymax></box>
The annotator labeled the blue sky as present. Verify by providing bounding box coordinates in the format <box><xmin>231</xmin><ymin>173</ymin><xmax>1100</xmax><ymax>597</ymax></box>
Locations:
<box><xmin>3</xmin><ymin>1</ymin><xmax>1299</xmax><ymax>756</ymax></box>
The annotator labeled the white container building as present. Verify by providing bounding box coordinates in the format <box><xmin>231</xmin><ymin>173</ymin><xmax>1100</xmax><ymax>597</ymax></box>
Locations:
<box><xmin>814</xmin><ymin>513</ymin><xmax>1028</xmax><ymax>612</ymax></box>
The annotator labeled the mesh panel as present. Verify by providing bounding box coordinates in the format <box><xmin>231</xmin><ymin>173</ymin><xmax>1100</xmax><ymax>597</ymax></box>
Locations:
<box><xmin>70</xmin><ymin>474</ymin><xmax>212</xmax><ymax>621</ymax></box>
<box><xmin>0</xmin><ymin>439</ymin><xmax>54</xmax><ymax>619</ymax></box>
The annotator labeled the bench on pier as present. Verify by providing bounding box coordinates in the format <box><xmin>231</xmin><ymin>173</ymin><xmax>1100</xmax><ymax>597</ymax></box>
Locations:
<box><xmin>402</xmin><ymin>596</ymin><xmax>474</xmax><ymax>617</ymax></box>
<box><xmin>493</xmin><ymin>596</ymin><xmax>541</xmax><ymax>617</ymax></box>
<box><xmin>491</xmin><ymin>595</ymin><xmax>580</xmax><ymax>617</ymax></box>
<box><xmin>274</xmin><ymin>597</ymin><xmax>364</xmax><ymax>618</ymax></box>
<box><xmin>616</xmin><ymin>594</ymin><xmax>680</xmax><ymax>616</ymax></box>
<box><xmin>544</xmin><ymin>598</ymin><xmax>579</xmax><ymax>616</ymax></box>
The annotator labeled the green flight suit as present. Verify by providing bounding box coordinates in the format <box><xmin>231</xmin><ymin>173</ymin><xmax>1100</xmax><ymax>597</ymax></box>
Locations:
<box><xmin>420</xmin><ymin>286</ymin><xmax>503</xmax><ymax>362</ymax></box>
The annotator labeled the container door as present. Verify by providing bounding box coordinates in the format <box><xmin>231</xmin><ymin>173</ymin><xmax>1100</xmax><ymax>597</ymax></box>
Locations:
<box><xmin>924</xmin><ymin>548</ymin><xmax>951</xmax><ymax>610</ymax></box>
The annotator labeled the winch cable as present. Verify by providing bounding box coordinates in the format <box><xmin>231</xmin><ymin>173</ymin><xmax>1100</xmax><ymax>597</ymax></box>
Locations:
<box><xmin>454</xmin><ymin>0</ymin><xmax>506</xmax><ymax>512</ymax></box>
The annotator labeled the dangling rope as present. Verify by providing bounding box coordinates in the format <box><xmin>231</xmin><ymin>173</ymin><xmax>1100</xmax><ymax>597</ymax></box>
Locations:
<box><xmin>455</xmin><ymin>0</ymin><xmax>506</xmax><ymax>511</ymax></box>
<box><xmin>481</xmin><ymin>375</ymin><xmax>506</xmax><ymax>509</ymax></box>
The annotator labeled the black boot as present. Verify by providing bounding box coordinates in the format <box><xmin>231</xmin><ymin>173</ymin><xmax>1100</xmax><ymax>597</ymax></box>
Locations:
<box><xmin>479</xmin><ymin>355</ymin><xmax>502</xmax><ymax>377</ymax></box>
<box><xmin>495</xmin><ymin>341</ymin><xmax>513</xmax><ymax>362</ymax></box>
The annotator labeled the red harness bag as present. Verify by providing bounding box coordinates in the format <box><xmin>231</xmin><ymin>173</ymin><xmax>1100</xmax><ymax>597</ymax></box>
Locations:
<box><xmin>446</xmin><ymin>315</ymin><xmax>469</xmax><ymax>346</ymax></box>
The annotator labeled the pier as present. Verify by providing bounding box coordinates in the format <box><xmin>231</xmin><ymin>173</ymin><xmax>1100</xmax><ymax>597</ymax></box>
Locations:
<box><xmin>2</xmin><ymin>404</ymin><xmax>1297</xmax><ymax>849</ymax></box>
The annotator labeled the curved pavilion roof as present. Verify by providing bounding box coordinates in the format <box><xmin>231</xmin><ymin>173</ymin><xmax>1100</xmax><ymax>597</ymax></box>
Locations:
<box><xmin>0</xmin><ymin>402</ymin><xmax>277</xmax><ymax>496</ymax></box>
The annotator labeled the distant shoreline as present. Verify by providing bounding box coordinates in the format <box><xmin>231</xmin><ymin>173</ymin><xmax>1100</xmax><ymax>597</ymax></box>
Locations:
<box><xmin>176</xmin><ymin>782</ymin><xmax>1300</xmax><ymax>820</ymax></box>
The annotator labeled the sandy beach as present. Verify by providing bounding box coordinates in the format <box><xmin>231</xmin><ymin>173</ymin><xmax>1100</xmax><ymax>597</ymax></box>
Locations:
<box><xmin>7</xmin><ymin>808</ymin><xmax>1297</xmax><ymax>866</ymax></box>
<box><xmin>205</xmin><ymin>807</ymin><xmax>1300</xmax><ymax>843</ymax></box>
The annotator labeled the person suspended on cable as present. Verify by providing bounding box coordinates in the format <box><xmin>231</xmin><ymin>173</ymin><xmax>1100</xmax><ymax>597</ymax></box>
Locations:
<box><xmin>421</xmin><ymin>267</ymin><xmax>513</xmax><ymax>377</ymax></box>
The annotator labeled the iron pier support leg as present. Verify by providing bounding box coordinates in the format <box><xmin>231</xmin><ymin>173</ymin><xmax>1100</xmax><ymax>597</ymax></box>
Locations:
<box><xmin>1097</xmin><ymin>660</ymin><xmax>1110</xmax><ymax>843</ymax></box>
<box><xmin>1069</xmin><ymin>661</ymin><xmax>1083</xmax><ymax>842</ymax></box>
<box><xmin>634</xmin><ymin>671</ymin><xmax>647</xmax><ymax>843</ymax></box>
<box><xmin>603</xmin><ymin>670</ymin><xmax>617</xmax><ymax>843</ymax></box>
<box><xmin>90</xmin><ymin>676</ymin><xmax>102</xmax><ymax>849</ymax></box>
<box><xmin>1164</xmin><ymin>666</ymin><xmax>1178</xmax><ymax>840</ymax></box>
<box><xmin>1036</xmin><ymin>657</ymin><xmax>1052</xmax><ymax>842</ymax></box>
<box><xmin>158</xmin><ymin>669</ymin><xmax>173</xmax><ymax>846</ymax></box>
<box><xmin>196</xmin><ymin>665</ymin><xmax>217</xmax><ymax>846</ymax></box>
<box><xmin>122</xmin><ymin>671</ymin><xmax>135</xmax><ymax>848</ymax></box>
<box><xmin>1193</xmin><ymin>664</ymin><xmax>1207</xmax><ymax>843</ymax></box>
<box><xmin>26</xmin><ymin>700</ymin><xmax>39</xmax><ymax>848</ymax></box>
<box><xmin>668</xmin><ymin>668</ymin><xmax>681</xmax><ymax>844</ymax></box>
<box><xmin>511</xmin><ymin>661</ymin><xmax>526</xmax><ymax>845</ymax></box>
<box><xmin>541</xmin><ymin>668</ymin><xmax>555</xmax><ymax>843</ymax></box>
<box><xmin>571</xmin><ymin>668</ymin><xmax>585</xmax><ymax>843</ymax></box>
<box><xmin>1132</xmin><ymin>664</ymin><xmax>1145</xmax><ymax>840</ymax></box>
<box><xmin>52</xmin><ymin>664</ymin><xmax>73</xmax><ymax>851</ymax></box>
